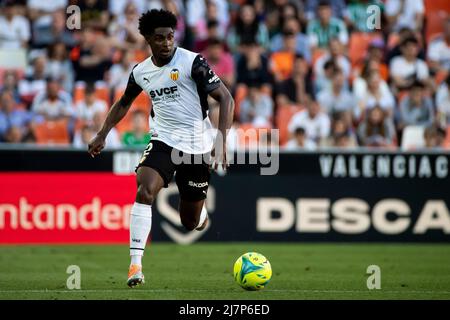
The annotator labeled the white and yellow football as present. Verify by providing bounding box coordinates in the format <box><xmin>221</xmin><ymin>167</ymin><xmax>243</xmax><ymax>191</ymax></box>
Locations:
<box><xmin>233</xmin><ymin>252</ymin><xmax>272</xmax><ymax>291</ymax></box>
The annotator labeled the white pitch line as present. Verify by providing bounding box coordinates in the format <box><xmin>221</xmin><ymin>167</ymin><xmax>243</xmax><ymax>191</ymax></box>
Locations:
<box><xmin>0</xmin><ymin>289</ymin><xmax>449</xmax><ymax>294</ymax></box>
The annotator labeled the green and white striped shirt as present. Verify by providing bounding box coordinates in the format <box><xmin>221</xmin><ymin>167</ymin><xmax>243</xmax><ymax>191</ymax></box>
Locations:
<box><xmin>307</xmin><ymin>18</ymin><xmax>349</xmax><ymax>48</ymax></box>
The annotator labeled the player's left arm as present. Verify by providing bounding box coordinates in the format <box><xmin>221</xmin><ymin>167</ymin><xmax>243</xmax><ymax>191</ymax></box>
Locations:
<box><xmin>191</xmin><ymin>55</ymin><xmax>235</xmax><ymax>170</ymax></box>
<box><xmin>209</xmin><ymin>82</ymin><xmax>235</xmax><ymax>170</ymax></box>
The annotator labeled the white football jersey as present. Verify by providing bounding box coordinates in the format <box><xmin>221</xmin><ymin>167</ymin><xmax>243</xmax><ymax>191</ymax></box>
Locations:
<box><xmin>129</xmin><ymin>47</ymin><xmax>221</xmax><ymax>154</ymax></box>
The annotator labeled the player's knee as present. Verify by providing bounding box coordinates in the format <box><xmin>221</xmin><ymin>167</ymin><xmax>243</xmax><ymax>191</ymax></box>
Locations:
<box><xmin>136</xmin><ymin>185</ymin><xmax>157</xmax><ymax>205</ymax></box>
<box><xmin>180</xmin><ymin>215</ymin><xmax>199</xmax><ymax>231</ymax></box>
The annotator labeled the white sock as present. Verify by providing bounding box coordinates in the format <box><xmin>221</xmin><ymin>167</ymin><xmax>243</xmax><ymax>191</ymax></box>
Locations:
<box><xmin>131</xmin><ymin>255</ymin><xmax>142</xmax><ymax>265</ymax></box>
<box><xmin>196</xmin><ymin>206</ymin><xmax>208</xmax><ymax>229</ymax></box>
<box><xmin>129</xmin><ymin>202</ymin><xmax>152</xmax><ymax>265</ymax></box>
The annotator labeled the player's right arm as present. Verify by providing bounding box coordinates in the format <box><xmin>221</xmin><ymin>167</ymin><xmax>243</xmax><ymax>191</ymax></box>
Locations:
<box><xmin>88</xmin><ymin>68</ymin><xmax>143</xmax><ymax>158</ymax></box>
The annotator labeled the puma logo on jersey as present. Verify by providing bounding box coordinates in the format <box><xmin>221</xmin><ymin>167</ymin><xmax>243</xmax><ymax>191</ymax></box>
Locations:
<box><xmin>143</xmin><ymin>77</ymin><xmax>150</xmax><ymax>83</ymax></box>
<box><xmin>149</xmin><ymin>86</ymin><xmax>178</xmax><ymax>99</ymax></box>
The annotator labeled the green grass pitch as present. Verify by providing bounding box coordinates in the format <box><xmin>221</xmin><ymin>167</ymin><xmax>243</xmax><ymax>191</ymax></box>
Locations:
<box><xmin>0</xmin><ymin>243</ymin><xmax>449</xmax><ymax>300</ymax></box>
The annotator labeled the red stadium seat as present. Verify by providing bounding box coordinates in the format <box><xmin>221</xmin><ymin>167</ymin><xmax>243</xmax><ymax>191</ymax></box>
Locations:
<box><xmin>237</xmin><ymin>123</ymin><xmax>272</xmax><ymax>149</ymax></box>
<box><xmin>73</xmin><ymin>85</ymin><xmax>111</xmax><ymax>105</ymax></box>
<box><xmin>114</xmin><ymin>88</ymin><xmax>152</xmax><ymax>134</ymax></box>
<box><xmin>275</xmin><ymin>104</ymin><xmax>304</xmax><ymax>146</ymax></box>
<box><xmin>234</xmin><ymin>84</ymin><xmax>247</xmax><ymax>119</ymax></box>
<box><xmin>348</xmin><ymin>32</ymin><xmax>383</xmax><ymax>67</ymax></box>
<box><xmin>425</xmin><ymin>9</ymin><xmax>449</xmax><ymax>43</ymax></box>
<box><xmin>33</xmin><ymin>119</ymin><xmax>70</xmax><ymax>145</ymax></box>
<box><xmin>425</xmin><ymin>0</ymin><xmax>450</xmax><ymax>14</ymax></box>
<box><xmin>444</xmin><ymin>125</ymin><xmax>450</xmax><ymax>149</ymax></box>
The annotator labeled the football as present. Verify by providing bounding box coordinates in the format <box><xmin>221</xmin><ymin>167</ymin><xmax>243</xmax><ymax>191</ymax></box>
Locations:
<box><xmin>233</xmin><ymin>252</ymin><xmax>272</xmax><ymax>291</ymax></box>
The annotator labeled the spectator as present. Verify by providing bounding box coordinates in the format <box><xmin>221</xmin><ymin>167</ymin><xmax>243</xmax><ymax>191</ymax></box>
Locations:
<box><xmin>358</xmin><ymin>106</ymin><xmax>396</xmax><ymax>147</ymax></box>
<box><xmin>269</xmin><ymin>17</ymin><xmax>311</xmax><ymax>63</ymax></box>
<box><xmin>264</xmin><ymin>0</ymin><xmax>305</xmax><ymax>38</ymax></box>
<box><xmin>227</xmin><ymin>4</ymin><xmax>269</xmax><ymax>53</ymax></box>
<box><xmin>389</xmin><ymin>36</ymin><xmax>431</xmax><ymax>91</ymax></box>
<box><xmin>344</xmin><ymin>0</ymin><xmax>384</xmax><ymax>33</ymax></box>
<box><xmin>165</xmin><ymin>0</ymin><xmax>187</xmax><ymax>46</ymax></box>
<box><xmin>427</xmin><ymin>18</ymin><xmax>450</xmax><ymax>78</ymax></box>
<box><xmin>436</xmin><ymin>75</ymin><xmax>450</xmax><ymax>128</ymax></box>
<box><xmin>385</xmin><ymin>0</ymin><xmax>424</xmax><ymax>32</ymax></box>
<box><xmin>314</xmin><ymin>38</ymin><xmax>351</xmax><ymax>82</ymax></box>
<box><xmin>75</xmin><ymin>83</ymin><xmax>107</xmax><ymax>123</ymax></box>
<box><xmin>122</xmin><ymin>110</ymin><xmax>151</xmax><ymax>147</ymax></box>
<box><xmin>317</xmin><ymin>68</ymin><xmax>355</xmax><ymax>116</ymax></box>
<box><xmin>73</xmin><ymin>123</ymin><xmax>96</xmax><ymax>149</ymax></box>
<box><xmin>186</xmin><ymin>0</ymin><xmax>209</xmax><ymax>46</ymax></box>
<box><xmin>0</xmin><ymin>90</ymin><xmax>33</xmax><ymax>142</ymax></box>
<box><xmin>205</xmin><ymin>0</ymin><xmax>229</xmax><ymax>41</ymax></box>
<box><xmin>354</xmin><ymin>71</ymin><xmax>396</xmax><ymax>120</ymax></box>
<box><xmin>386</xmin><ymin>27</ymin><xmax>426</xmax><ymax>63</ymax></box>
<box><xmin>27</xmin><ymin>0</ymin><xmax>68</xmax><ymax>28</ymax></box>
<box><xmin>46</xmin><ymin>42</ymin><xmax>75</xmax><ymax>94</ymax></box>
<box><xmin>1</xmin><ymin>70</ymin><xmax>21</xmax><ymax>104</ymax></box>
<box><xmin>354</xmin><ymin>57</ymin><xmax>390</xmax><ymax>94</ymax></box>
<box><xmin>269</xmin><ymin>29</ymin><xmax>298</xmax><ymax>83</ymax></box>
<box><xmin>108</xmin><ymin>2</ymin><xmax>145</xmax><ymax>50</ymax></box>
<box><xmin>108</xmin><ymin>0</ymin><xmax>146</xmax><ymax>18</ymax></box>
<box><xmin>284</xmin><ymin>127</ymin><xmax>317</xmax><ymax>150</ymax></box>
<box><xmin>31</xmin><ymin>78</ymin><xmax>74</xmax><ymax>121</ymax></box>
<box><xmin>397</xmin><ymin>81</ymin><xmax>434</xmax><ymax>130</ymax></box>
<box><xmin>321</xmin><ymin>112</ymin><xmax>358</xmax><ymax>148</ymax></box>
<box><xmin>0</xmin><ymin>2</ymin><xmax>30</xmax><ymax>49</ymax></box>
<box><xmin>32</xmin><ymin>10</ymin><xmax>77</xmax><ymax>48</ymax></box>
<box><xmin>307</xmin><ymin>0</ymin><xmax>349</xmax><ymax>49</ymax></box>
<box><xmin>354</xmin><ymin>39</ymin><xmax>389</xmax><ymax>81</ymax></box>
<box><xmin>423</xmin><ymin>125</ymin><xmax>444</xmax><ymax>149</ymax></box>
<box><xmin>91</xmin><ymin>110</ymin><xmax>121</xmax><ymax>148</ymax></box>
<box><xmin>194</xmin><ymin>20</ymin><xmax>222</xmax><ymax>52</ymax></box>
<box><xmin>72</xmin><ymin>30</ymin><xmax>113</xmax><ymax>83</ymax></box>
<box><xmin>334</xmin><ymin>132</ymin><xmax>357</xmax><ymax>148</ymax></box>
<box><xmin>18</xmin><ymin>55</ymin><xmax>48</xmax><ymax>105</ymax></box>
<box><xmin>78</xmin><ymin>0</ymin><xmax>110</xmax><ymax>32</ymax></box>
<box><xmin>274</xmin><ymin>54</ymin><xmax>314</xmax><ymax>107</ymax></box>
<box><xmin>305</xmin><ymin>0</ymin><xmax>346</xmax><ymax>20</ymax></box>
<box><xmin>108</xmin><ymin>49</ymin><xmax>136</xmax><ymax>91</ymax></box>
<box><xmin>288</xmin><ymin>97</ymin><xmax>331</xmax><ymax>143</ymax></box>
<box><xmin>202</xmin><ymin>38</ymin><xmax>235</xmax><ymax>89</ymax></box>
<box><xmin>236</xmin><ymin>41</ymin><xmax>271</xmax><ymax>88</ymax></box>
<box><xmin>314</xmin><ymin>59</ymin><xmax>338</xmax><ymax>94</ymax></box>
<box><xmin>239</xmin><ymin>82</ymin><xmax>273</xmax><ymax>127</ymax></box>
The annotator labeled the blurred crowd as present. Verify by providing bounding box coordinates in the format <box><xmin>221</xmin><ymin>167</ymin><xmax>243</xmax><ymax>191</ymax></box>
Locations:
<box><xmin>0</xmin><ymin>0</ymin><xmax>449</xmax><ymax>150</ymax></box>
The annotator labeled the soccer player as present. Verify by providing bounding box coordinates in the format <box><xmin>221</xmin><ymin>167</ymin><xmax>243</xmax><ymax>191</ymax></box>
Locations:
<box><xmin>87</xmin><ymin>9</ymin><xmax>234</xmax><ymax>287</ymax></box>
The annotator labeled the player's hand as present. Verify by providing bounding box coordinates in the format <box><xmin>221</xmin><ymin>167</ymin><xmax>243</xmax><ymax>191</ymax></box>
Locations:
<box><xmin>88</xmin><ymin>134</ymin><xmax>106</xmax><ymax>158</ymax></box>
<box><xmin>210</xmin><ymin>139</ymin><xmax>229</xmax><ymax>173</ymax></box>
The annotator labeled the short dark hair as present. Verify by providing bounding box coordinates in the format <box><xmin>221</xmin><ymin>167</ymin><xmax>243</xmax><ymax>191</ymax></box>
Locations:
<box><xmin>401</xmin><ymin>36</ymin><xmax>419</xmax><ymax>47</ymax></box>
<box><xmin>410</xmin><ymin>80</ymin><xmax>425</xmax><ymax>90</ymax></box>
<box><xmin>207</xmin><ymin>37</ymin><xmax>222</xmax><ymax>47</ymax></box>
<box><xmin>207</xmin><ymin>20</ymin><xmax>219</xmax><ymax>29</ymax></box>
<box><xmin>85</xmin><ymin>82</ymin><xmax>96</xmax><ymax>95</ymax></box>
<box><xmin>138</xmin><ymin>9</ymin><xmax>177</xmax><ymax>36</ymax></box>
<box><xmin>318</xmin><ymin>0</ymin><xmax>331</xmax><ymax>8</ymax></box>
<box><xmin>294</xmin><ymin>127</ymin><xmax>306</xmax><ymax>135</ymax></box>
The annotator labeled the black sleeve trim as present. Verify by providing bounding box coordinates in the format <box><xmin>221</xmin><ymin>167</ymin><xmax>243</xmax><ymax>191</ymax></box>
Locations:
<box><xmin>124</xmin><ymin>64</ymin><xmax>143</xmax><ymax>97</ymax></box>
<box><xmin>191</xmin><ymin>55</ymin><xmax>221</xmax><ymax>94</ymax></box>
